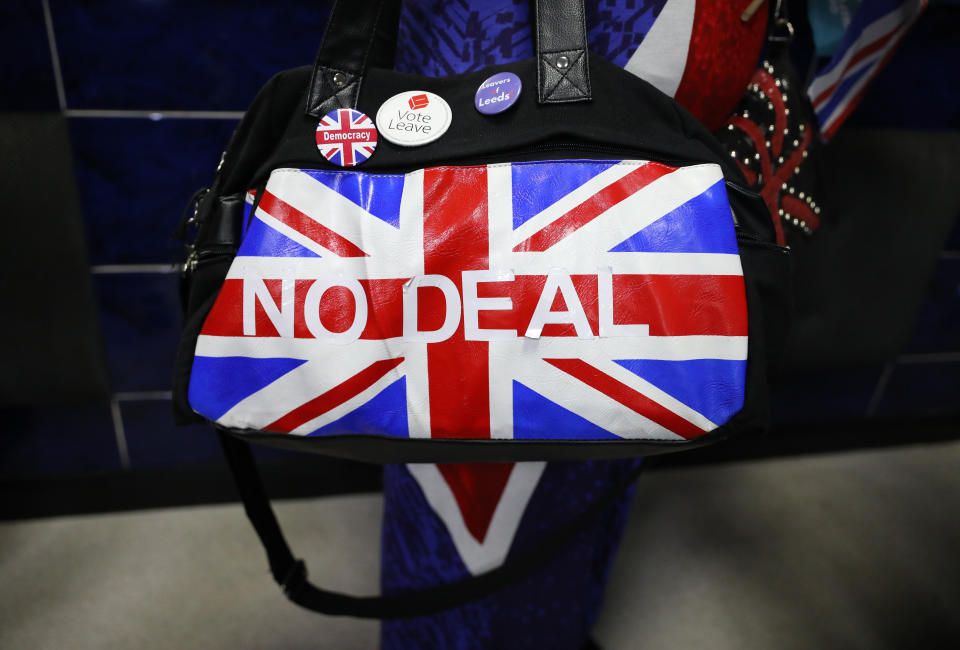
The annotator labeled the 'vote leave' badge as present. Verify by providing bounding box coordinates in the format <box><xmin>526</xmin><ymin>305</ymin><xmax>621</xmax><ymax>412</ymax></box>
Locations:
<box><xmin>316</xmin><ymin>108</ymin><xmax>377</xmax><ymax>167</ymax></box>
<box><xmin>375</xmin><ymin>91</ymin><xmax>452</xmax><ymax>147</ymax></box>
<box><xmin>475</xmin><ymin>72</ymin><xmax>521</xmax><ymax>115</ymax></box>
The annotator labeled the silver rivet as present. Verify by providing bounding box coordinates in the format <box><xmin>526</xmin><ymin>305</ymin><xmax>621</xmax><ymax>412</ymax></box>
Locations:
<box><xmin>815</xmin><ymin>206</ymin><xmax>821</xmax><ymax>214</ymax></box>
<box><xmin>744</xmin><ymin>157</ymin><xmax>751</xmax><ymax>165</ymax></box>
<box><xmin>730</xmin><ymin>151</ymin><xmax>737</xmax><ymax>158</ymax></box>
<box><xmin>806</xmin><ymin>196</ymin><xmax>812</xmax><ymax>203</ymax></box>
<box><xmin>778</xmin><ymin>156</ymin><xmax>785</xmax><ymax>164</ymax></box>
<box><xmin>759</xmin><ymin>91</ymin><xmax>766</xmax><ymax>100</ymax></box>
<box><xmin>794</xmin><ymin>167</ymin><xmax>801</xmax><ymax>175</ymax></box>
<box><xmin>775</xmin><ymin>79</ymin><xmax>782</xmax><ymax>88</ymax></box>
<box><xmin>784</xmin><ymin>128</ymin><xmax>790</xmax><ymax>135</ymax></box>
<box><xmin>788</xmin><ymin>186</ymin><xmax>795</xmax><ymax>195</ymax></box>
<box><xmin>728</xmin><ymin>124</ymin><xmax>735</xmax><ymax>131</ymax></box>
<box><xmin>766</xmin><ymin>140</ymin><xmax>772</xmax><ymax>148</ymax></box>
<box><xmin>792</xmin><ymin>218</ymin><xmax>800</xmax><ymax>226</ymax></box>
<box><xmin>799</xmin><ymin>191</ymin><xmax>805</xmax><ymax>199</ymax></box>
<box><xmin>799</xmin><ymin>124</ymin><xmax>806</xmax><ymax>132</ymax></box>
<box><xmin>802</xmin><ymin>150</ymin><xmax>809</xmax><ymax>158</ymax></box>
<box><xmin>556</xmin><ymin>55</ymin><xmax>570</xmax><ymax>70</ymax></box>
<box><xmin>784</xmin><ymin>212</ymin><xmax>792</xmax><ymax>221</ymax></box>
<box><xmin>767</xmin><ymin>102</ymin><xmax>774</xmax><ymax>110</ymax></box>
<box><xmin>784</xmin><ymin>108</ymin><xmax>790</xmax><ymax>116</ymax></box>
<box><xmin>332</xmin><ymin>72</ymin><xmax>347</xmax><ymax>87</ymax></box>
<box><xmin>782</xmin><ymin>94</ymin><xmax>788</xmax><ymax>103</ymax></box>
<box><xmin>781</xmin><ymin>182</ymin><xmax>788</xmax><ymax>190</ymax></box>
<box><xmin>768</xmin><ymin>124</ymin><xmax>775</xmax><ymax>133</ymax></box>
<box><xmin>800</xmin><ymin>220</ymin><xmax>807</xmax><ymax>228</ymax></box>
<box><xmin>778</xmin><ymin>208</ymin><xmax>785</xmax><ymax>216</ymax></box>
<box><xmin>743</xmin><ymin>110</ymin><xmax>750</xmax><ymax>119</ymax></box>
<box><xmin>793</xmin><ymin>139</ymin><xmax>800</xmax><ymax>147</ymax></box>
<box><xmin>754</xmin><ymin>153</ymin><xmax>760</xmax><ymax>160</ymax></box>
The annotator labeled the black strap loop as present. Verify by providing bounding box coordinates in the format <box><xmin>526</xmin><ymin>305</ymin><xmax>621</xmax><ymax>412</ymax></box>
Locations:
<box><xmin>218</xmin><ymin>430</ymin><xmax>641</xmax><ymax>619</ymax></box>
<box><xmin>305</xmin><ymin>0</ymin><xmax>592</xmax><ymax>117</ymax></box>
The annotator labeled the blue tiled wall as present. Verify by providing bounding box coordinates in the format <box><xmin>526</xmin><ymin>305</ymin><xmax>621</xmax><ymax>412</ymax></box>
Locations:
<box><xmin>1</xmin><ymin>1</ymin><xmax>957</xmax><ymax>480</ymax></box>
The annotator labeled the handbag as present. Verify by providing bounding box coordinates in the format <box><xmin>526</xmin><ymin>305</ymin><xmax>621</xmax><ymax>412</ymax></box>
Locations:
<box><xmin>173</xmin><ymin>0</ymin><xmax>790</xmax><ymax>616</ymax></box>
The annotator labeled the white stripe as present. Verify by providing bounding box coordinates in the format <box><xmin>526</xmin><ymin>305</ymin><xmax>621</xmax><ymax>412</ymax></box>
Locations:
<box><xmin>510</xmin><ymin>162</ymin><xmax>640</xmax><ymax>247</ymax></box>
<box><xmin>623</xmin><ymin>0</ymin><xmax>695</xmax><ymax>98</ymax></box>
<box><xmin>265</xmin><ymin>169</ymin><xmax>401</xmax><ymax>253</ymax></box>
<box><xmin>217</xmin><ymin>344</ymin><xmax>401</xmax><ymax>431</ymax></box>
<box><xmin>486</xmin><ymin>163</ymin><xmax>514</xmax><ymax>272</ymax></box>
<box><xmin>818</xmin><ymin>21</ymin><xmax>913</xmax><ymax>134</ymax></box>
<box><xmin>196</xmin><ymin>333</ymin><xmax>749</xmax><ymax>362</ymax></box>
<box><xmin>583</xmin><ymin>355</ymin><xmax>716</xmax><ymax>431</ymax></box>
<box><xmin>225</xmin><ymin>251</ymin><xmax>744</xmax><ymax>280</ymax></box>
<box><xmin>489</xmin><ymin>345</ymin><xmax>515</xmax><ymax>440</ymax></box>
<box><xmin>807</xmin><ymin>1</ymin><xmax>922</xmax><ymax>99</ymax></box>
<box><xmin>529</xmin><ymin>164</ymin><xmax>724</xmax><ymax>257</ymax></box>
<box><xmin>404</xmin><ymin>343</ymin><xmax>432</xmax><ymax>438</ymax></box>
<box><xmin>407</xmin><ymin>462</ymin><xmax>546</xmax><ymax>575</ymax></box>
<box><xmin>512</xmin><ymin>358</ymin><xmax>683</xmax><ymax>440</ymax></box>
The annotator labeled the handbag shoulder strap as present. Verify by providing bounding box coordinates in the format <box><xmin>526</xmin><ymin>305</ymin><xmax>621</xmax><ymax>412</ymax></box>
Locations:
<box><xmin>305</xmin><ymin>0</ymin><xmax>591</xmax><ymax>118</ymax></box>
<box><xmin>218</xmin><ymin>430</ymin><xmax>641</xmax><ymax>619</ymax></box>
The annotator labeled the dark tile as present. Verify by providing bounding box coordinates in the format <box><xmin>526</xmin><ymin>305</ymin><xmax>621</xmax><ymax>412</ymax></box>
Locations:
<box><xmin>946</xmin><ymin>213</ymin><xmax>960</xmax><ymax>251</ymax></box>
<box><xmin>903</xmin><ymin>258</ymin><xmax>960</xmax><ymax>353</ymax></box>
<box><xmin>770</xmin><ymin>365</ymin><xmax>887</xmax><ymax>422</ymax></box>
<box><xmin>876</xmin><ymin>361</ymin><xmax>960</xmax><ymax>416</ymax></box>
<box><xmin>0</xmin><ymin>402</ymin><xmax>120</xmax><ymax>478</ymax></box>
<box><xmin>50</xmin><ymin>0</ymin><xmax>330</xmax><ymax>111</ymax></box>
<box><xmin>94</xmin><ymin>273</ymin><xmax>181</xmax><ymax>393</ymax></box>
<box><xmin>69</xmin><ymin>117</ymin><xmax>237</xmax><ymax>265</ymax></box>
<box><xmin>123</xmin><ymin>399</ymin><xmax>222</xmax><ymax>468</ymax></box>
<box><xmin>0</xmin><ymin>0</ymin><xmax>59</xmax><ymax>109</ymax></box>
<box><xmin>846</xmin><ymin>7</ymin><xmax>960</xmax><ymax>130</ymax></box>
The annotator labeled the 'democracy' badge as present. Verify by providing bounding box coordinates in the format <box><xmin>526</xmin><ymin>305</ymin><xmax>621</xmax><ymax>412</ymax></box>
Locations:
<box><xmin>316</xmin><ymin>108</ymin><xmax>377</xmax><ymax>167</ymax></box>
<box><xmin>475</xmin><ymin>72</ymin><xmax>521</xmax><ymax>115</ymax></box>
<box><xmin>376</xmin><ymin>90</ymin><xmax>452</xmax><ymax>147</ymax></box>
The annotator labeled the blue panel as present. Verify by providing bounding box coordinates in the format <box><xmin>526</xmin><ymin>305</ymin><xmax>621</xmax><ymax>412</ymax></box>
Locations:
<box><xmin>123</xmin><ymin>399</ymin><xmax>222</xmax><ymax>468</ymax></box>
<box><xmin>0</xmin><ymin>0</ymin><xmax>59</xmax><ymax>109</ymax></box>
<box><xmin>50</xmin><ymin>0</ymin><xmax>332</xmax><ymax>110</ymax></box>
<box><xmin>310</xmin><ymin>377</ymin><xmax>409</xmax><ymax>437</ymax></box>
<box><xmin>94</xmin><ymin>273</ymin><xmax>181</xmax><ymax>392</ymax></box>
<box><xmin>303</xmin><ymin>169</ymin><xmax>405</xmax><ymax>227</ymax></box>
<box><xmin>69</xmin><ymin>117</ymin><xmax>238</xmax><ymax>265</ymax></box>
<box><xmin>609</xmin><ymin>179</ymin><xmax>738</xmax><ymax>254</ymax></box>
<box><xmin>238</xmin><ymin>217</ymin><xmax>321</xmax><ymax>258</ymax></box>
<box><xmin>189</xmin><ymin>357</ymin><xmax>307</xmax><ymax>420</ymax></box>
<box><xmin>512</xmin><ymin>381</ymin><xmax>621</xmax><ymax>440</ymax></box>
<box><xmin>0</xmin><ymin>403</ymin><xmax>120</xmax><ymax>478</ymax></box>
<box><xmin>613</xmin><ymin>358</ymin><xmax>746</xmax><ymax>425</ymax></box>
<box><xmin>510</xmin><ymin>161</ymin><xmax>617</xmax><ymax>229</ymax></box>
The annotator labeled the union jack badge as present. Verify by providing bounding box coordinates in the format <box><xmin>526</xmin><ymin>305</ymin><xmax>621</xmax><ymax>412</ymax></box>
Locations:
<box><xmin>316</xmin><ymin>108</ymin><xmax>378</xmax><ymax>167</ymax></box>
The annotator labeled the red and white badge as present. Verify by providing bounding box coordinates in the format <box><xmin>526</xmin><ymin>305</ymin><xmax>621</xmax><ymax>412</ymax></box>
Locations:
<box><xmin>316</xmin><ymin>108</ymin><xmax>378</xmax><ymax>167</ymax></box>
<box><xmin>376</xmin><ymin>90</ymin><xmax>452</xmax><ymax>147</ymax></box>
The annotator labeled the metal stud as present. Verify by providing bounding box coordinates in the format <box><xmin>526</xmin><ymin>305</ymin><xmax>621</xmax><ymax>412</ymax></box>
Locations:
<box><xmin>778</xmin><ymin>156</ymin><xmax>785</xmax><ymax>164</ymax></box>
<box><xmin>794</xmin><ymin>167</ymin><xmax>801</xmax><ymax>175</ymax></box>
<box><xmin>814</xmin><ymin>206</ymin><xmax>821</xmax><ymax>214</ymax></box>
<box><xmin>556</xmin><ymin>55</ymin><xmax>570</xmax><ymax>70</ymax></box>
<box><xmin>784</xmin><ymin>108</ymin><xmax>790</xmax><ymax>116</ymax></box>
<box><xmin>759</xmin><ymin>91</ymin><xmax>766</xmax><ymax>100</ymax></box>
<box><xmin>332</xmin><ymin>72</ymin><xmax>347</xmax><ymax>88</ymax></box>
<box><xmin>768</xmin><ymin>124</ymin><xmax>775</xmax><ymax>133</ymax></box>
<box><xmin>781</xmin><ymin>182</ymin><xmax>788</xmax><ymax>190</ymax></box>
<box><xmin>775</xmin><ymin>79</ymin><xmax>782</xmax><ymax>87</ymax></box>
<box><xmin>743</xmin><ymin>110</ymin><xmax>750</xmax><ymax>119</ymax></box>
<box><xmin>728</xmin><ymin>124</ymin><xmax>735</xmax><ymax>131</ymax></box>
<box><xmin>799</xmin><ymin>123</ymin><xmax>806</xmax><ymax>132</ymax></box>
<box><xmin>730</xmin><ymin>151</ymin><xmax>737</xmax><ymax>158</ymax></box>
<box><xmin>793</xmin><ymin>139</ymin><xmax>800</xmax><ymax>147</ymax></box>
<box><xmin>767</xmin><ymin>102</ymin><xmax>774</xmax><ymax>111</ymax></box>
<box><xmin>766</xmin><ymin>140</ymin><xmax>772</xmax><ymax>148</ymax></box>
<box><xmin>788</xmin><ymin>186</ymin><xmax>795</xmax><ymax>195</ymax></box>
<box><xmin>799</xmin><ymin>191</ymin><xmax>805</xmax><ymax>199</ymax></box>
<box><xmin>792</xmin><ymin>217</ymin><xmax>800</xmax><ymax>226</ymax></box>
<box><xmin>754</xmin><ymin>153</ymin><xmax>761</xmax><ymax>160</ymax></box>
<box><xmin>744</xmin><ymin>157</ymin><xmax>752</xmax><ymax>165</ymax></box>
<box><xmin>802</xmin><ymin>150</ymin><xmax>809</xmax><ymax>158</ymax></box>
<box><xmin>778</xmin><ymin>208</ymin><xmax>785</xmax><ymax>216</ymax></box>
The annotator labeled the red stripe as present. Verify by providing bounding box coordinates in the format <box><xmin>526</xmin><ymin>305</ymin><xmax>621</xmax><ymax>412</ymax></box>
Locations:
<box><xmin>258</xmin><ymin>190</ymin><xmax>368</xmax><ymax>257</ymax></box>
<box><xmin>513</xmin><ymin>163</ymin><xmax>675</xmax><ymax>252</ymax></box>
<box><xmin>200</xmin><ymin>273</ymin><xmax>748</xmax><ymax>339</ymax></box>
<box><xmin>544</xmin><ymin>358</ymin><xmax>707</xmax><ymax>439</ymax></box>
<box><xmin>265</xmin><ymin>357</ymin><xmax>404</xmax><ymax>433</ymax></box>
<box><xmin>423</xmin><ymin>166</ymin><xmax>491</xmax><ymax>439</ymax></box>
<box><xmin>812</xmin><ymin>29</ymin><xmax>899</xmax><ymax>109</ymax></box>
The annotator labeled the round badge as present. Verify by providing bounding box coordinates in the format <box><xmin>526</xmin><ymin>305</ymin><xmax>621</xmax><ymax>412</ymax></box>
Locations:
<box><xmin>475</xmin><ymin>72</ymin><xmax>522</xmax><ymax>115</ymax></box>
<box><xmin>316</xmin><ymin>108</ymin><xmax>377</xmax><ymax>167</ymax></box>
<box><xmin>375</xmin><ymin>90</ymin><xmax>452</xmax><ymax>147</ymax></box>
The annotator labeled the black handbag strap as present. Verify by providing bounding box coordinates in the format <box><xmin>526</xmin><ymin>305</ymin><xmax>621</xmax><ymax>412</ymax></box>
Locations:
<box><xmin>305</xmin><ymin>0</ymin><xmax>591</xmax><ymax>118</ymax></box>
<box><xmin>218</xmin><ymin>430</ymin><xmax>642</xmax><ymax>619</ymax></box>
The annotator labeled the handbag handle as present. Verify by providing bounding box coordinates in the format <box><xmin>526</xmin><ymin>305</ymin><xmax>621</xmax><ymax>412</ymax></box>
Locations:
<box><xmin>219</xmin><ymin>430</ymin><xmax>641</xmax><ymax>619</ymax></box>
<box><xmin>305</xmin><ymin>0</ymin><xmax>591</xmax><ymax>118</ymax></box>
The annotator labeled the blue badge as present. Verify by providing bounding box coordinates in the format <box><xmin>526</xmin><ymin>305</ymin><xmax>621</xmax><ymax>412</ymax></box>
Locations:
<box><xmin>475</xmin><ymin>72</ymin><xmax>521</xmax><ymax>115</ymax></box>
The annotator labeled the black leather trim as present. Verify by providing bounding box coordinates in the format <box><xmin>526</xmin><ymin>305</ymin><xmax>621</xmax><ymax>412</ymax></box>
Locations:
<box><xmin>535</xmin><ymin>0</ymin><xmax>591</xmax><ymax>103</ymax></box>
<box><xmin>305</xmin><ymin>0</ymin><xmax>400</xmax><ymax>117</ymax></box>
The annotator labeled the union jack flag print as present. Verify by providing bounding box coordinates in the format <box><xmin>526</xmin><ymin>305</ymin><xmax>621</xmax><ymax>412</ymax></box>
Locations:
<box><xmin>189</xmin><ymin>160</ymin><xmax>748</xmax><ymax>446</ymax></box>
<box><xmin>315</xmin><ymin>108</ymin><xmax>378</xmax><ymax>167</ymax></box>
